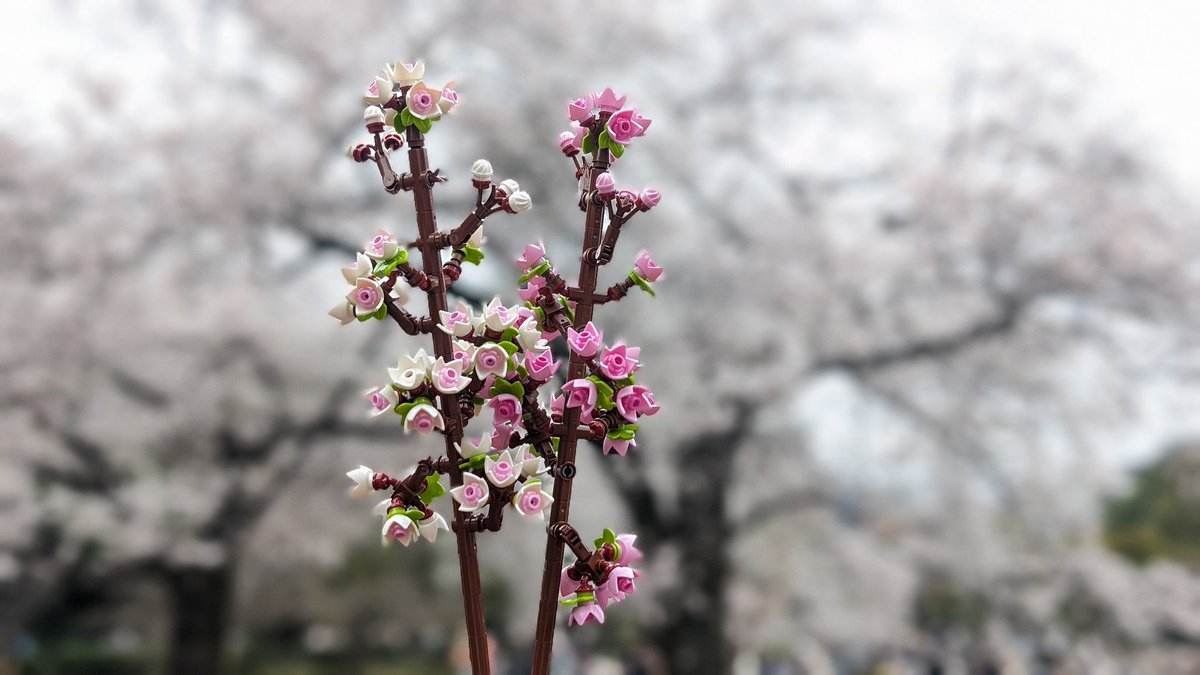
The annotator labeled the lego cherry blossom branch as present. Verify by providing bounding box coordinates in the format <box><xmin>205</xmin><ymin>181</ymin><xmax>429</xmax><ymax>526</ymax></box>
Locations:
<box><xmin>330</xmin><ymin>61</ymin><xmax>663</xmax><ymax>674</ymax></box>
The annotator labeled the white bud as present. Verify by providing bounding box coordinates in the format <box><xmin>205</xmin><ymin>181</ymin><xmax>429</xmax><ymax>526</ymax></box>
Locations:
<box><xmin>363</xmin><ymin>105</ymin><xmax>385</xmax><ymax>125</ymax></box>
<box><xmin>468</xmin><ymin>226</ymin><xmax>486</xmax><ymax>247</ymax></box>
<box><xmin>508</xmin><ymin>190</ymin><xmax>532</xmax><ymax>212</ymax></box>
<box><xmin>497</xmin><ymin>179</ymin><xmax>520</xmax><ymax>196</ymax></box>
<box><xmin>471</xmin><ymin>159</ymin><xmax>493</xmax><ymax>182</ymax></box>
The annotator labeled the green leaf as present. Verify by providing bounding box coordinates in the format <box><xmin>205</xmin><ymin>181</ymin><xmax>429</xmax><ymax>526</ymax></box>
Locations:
<box><xmin>399</xmin><ymin>108</ymin><xmax>415</xmax><ymax>129</ymax></box>
<box><xmin>581</xmin><ymin>130</ymin><xmax>597</xmax><ymax>155</ymax></box>
<box><xmin>394</xmin><ymin>401</ymin><xmax>416</xmax><ymax>420</ymax></box>
<box><xmin>606</xmin><ymin>424</ymin><xmax>639</xmax><ymax>441</ymax></box>
<box><xmin>608</xmin><ymin>142</ymin><xmax>625</xmax><ymax>158</ymax></box>
<box><xmin>500</xmin><ymin>327</ymin><xmax>520</xmax><ymax>342</ymax></box>
<box><xmin>459</xmin><ymin>245</ymin><xmax>485</xmax><ymax>265</ymax></box>
<box><xmin>420</xmin><ymin>475</ymin><xmax>445</xmax><ymax>503</ymax></box>
<box><xmin>586</xmin><ymin>376</ymin><xmax>615</xmax><ymax>411</ymax></box>
<box><xmin>373</xmin><ymin>249</ymin><xmax>409</xmax><ymax>277</ymax></box>
<box><xmin>559</xmin><ymin>591</ymin><xmax>596</xmax><ymax>607</ymax></box>
<box><xmin>598</xmin><ymin>130</ymin><xmax>612</xmax><ymax>150</ymax></box>
<box><xmin>518</xmin><ymin>260</ymin><xmax>552</xmax><ymax>284</ymax></box>
<box><xmin>498</xmin><ymin>341</ymin><xmax>520</xmax><ymax>356</ymax></box>
<box><xmin>593</xmin><ymin>527</ymin><xmax>618</xmax><ymax>549</ymax></box>
<box><xmin>413</xmin><ymin>116</ymin><xmax>433</xmax><ymax>133</ymax></box>
<box><xmin>613</xmin><ymin>376</ymin><xmax>636</xmax><ymax>389</ymax></box>
<box><xmin>629</xmin><ymin>271</ymin><xmax>657</xmax><ymax>297</ymax></box>
<box><xmin>489</xmin><ymin>377</ymin><xmax>525</xmax><ymax>399</ymax></box>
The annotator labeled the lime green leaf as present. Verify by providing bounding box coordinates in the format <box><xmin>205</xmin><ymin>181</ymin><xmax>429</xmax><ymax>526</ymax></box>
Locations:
<box><xmin>420</xmin><ymin>475</ymin><xmax>445</xmax><ymax>503</ymax></box>
<box><xmin>586</xmin><ymin>376</ymin><xmax>615</xmax><ymax>411</ymax></box>
<box><xmin>608</xmin><ymin>142</ymin><xmax>625</xmax><ymax>158</ymax></box>
<box><xmin>519</xmin><ymin>260</ymin><xmax>552</xmax><ymax>284</ymax></box>
<box><xmin>500</xmin><ymin>327</ymin><xmax>519</xmax><ymax>342</ymax></box>
<box><xmin>394</xmin><ymin>401</ymin><xmax>416</xmax><ymax>419</ymax></box>
<box><xmin>629</xmin><ymin>271</ymin><xmax>657</xmax><ymax>297</ymax></box>
<box><xmin>489</xmin><ymin>377</ymin><xmax>525</xmax><ymax>399</ymax></box>
<box><xmin>606</xmin><ymin>425</ymin><xmax>639</xmax><ymax>441</ymax></box>
<box><xmin>399</xmin><ymin>108</ymin><xmax>415</xmax><ymax>129</ymax></box>
<box><xmin>498</xmin><ymin>341</ymin><xmax>520</xmax><ymax>355</ymax></box>
<box><xmin>582</xmin><ymin>130</ymin><xmax>597</xmax><ymax>155</ymax></box>
<box><xmin>458</xmin><ymin>245</ymin><xmax>485</xmax><ymax>265</ymax></box>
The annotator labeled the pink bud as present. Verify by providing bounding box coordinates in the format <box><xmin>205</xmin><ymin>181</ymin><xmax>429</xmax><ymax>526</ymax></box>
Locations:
<box><xmin>595</xmin><ymin>173</ymin><xmax>616</xmax><ymax>197</ymax></box>
<box><xmin>637</xmin><ymin>188</ymin><xmax>661</xmax><ymax>211</ymax></box>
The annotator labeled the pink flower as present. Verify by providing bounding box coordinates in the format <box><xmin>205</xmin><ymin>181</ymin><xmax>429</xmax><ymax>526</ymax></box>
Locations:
<box><xmin>570</xmin><ymin>601</ymin><xmax>605</xmax><ymax>626</ymax></box>
<box><xmin>560</xmin><ymin>565</ymin><xmax>582</xmax><ymax>598</ymax></box>
<box><xmin>562</xmin><ymin>379</ymin><xmax>597</xmax><ymax>412</ymax></box>
<box><xmin>597</xmin><ymin>344</ymin><xmax>640</xmax><ymax>380</ymax></box>
<box><xmin>594</xmin><ymin>172</ymin><xmax>616</xmax><ymax>197</ymax></box>
<box><xmin>634</xmin><ymin>250</ymin><xmax>664</xmax><ymax>282</ymax></box>
<box><xmin>566</xmin><ymin>321</ymin><xmax>602</xmax><ymax>358</ymax></box>
<box><xmin>614</xmin><ymin>533</ymin><xmax>644</xmax><ymax>565</ymax></box>
<box><xmin>489</xmin><ymin>394</ymin><xmax>522</xmax><ymax>426</ymax></box>
<box><xmin>602</xmin><ymin>437</ymin><xmax>636</xmax><ymax>456</ymax></box>
<box><xmin>381</xmin><ymin>512</ymin><xmax>419</xmax><ymax>547</ymax></box>
<box><xmin>524</xmin><ymin>349</ymin><xmax>559</xmax><ymax>382</ymax></box>
<box><xmin>596</xmin><ymin>566</ymin><xmax>638</xmax><ymax>609</ymax></box>
<box><xmin>484</xmin><ymin>449</ymin><xmax>519</xmax><ymax>488</ymax></box>
<box><xmin>347</xmin><ymin>277</ymin><xmax>384</xmax><ymax>315</ymax></box>
<box><xmin>516</xmin><ymin>241</ymin><xmax>546</xmax><ymax>270</ymax></box>
<box><xmin>518</xmin><ymin>275</ymin><xmax>547</xmax><ymax>302</ymax></box>
<box><xmin>449</xmin><ymin>472</ymin><xmax>490</xmax><ymax>512</ymax></box>
<box><xmin>365</xmin><ymin>385</ymin><xmax>398</xmax><ymax>416</ymax></box>
<box><xmin>594</xmin><ymin>87</ymin><xmax>627</xmax><ymax>113</ymax></box>
<box><xmin>559</xmin><ymin>131</ymin><xmax>577</xmax><ymax>153</ymax></box>
<box><xmin>567</xmin><ymin>95</ymin><xmax>593</xmax><ymax>122</ymax></box>
<box><xmin>549</xmin><ymin>394</ymin><xmax>565</xmax><ymax>418</ymax></box>
<box><xmin>365</xmin><ymin>228</ymin><xmax>399</xmax><ymax>260</ymax></box>
<box><xmin>631</xmin><ymin>110</ymin><xmax>652</xmax><ymax>135</ymax></box>
<box><xmin>403</xmin><ymin>402</ymin><xmax>445</xmax><ymax>434</ymax></box>
<box><xmin>430</xmin><ymin>358</ymin><xmax>469</xmax><ymax>394</ymax></box>
<box><xmin>615</xmin><ymin>385</ymin><xmax>660</xmax><ymax>423</ymax></box>
<box><xmin>490</xmin><ymin>426</ymin><xmax>512</xmax><ymax>451</ymax></box>
<box><xmin>363</xmin><ymin>76</ymin><xmax>393</xmax><ymax>105</ymax></box>
<box><xmin>405</xmin><ymin>82</ymin><xmax>443</xmax><ymax>120</ymax></box>
<box><xmin>511</xmin><ymin>479</ymin><xmax>554</xmax><ymax>519</ymax></box>
<box><xmin>438</xmin><ymin>83</ymin><xmax>458</xmax><ymax>114</ymax></box>
<box><xmin>617</xmin><ymin>189</ymin><xmax>639</xmax><ymax>206</ymax></box>
<box><xmin>570</xmin><ymin>123</ymin><xmax>588</xmax><ymax>151</ymax></box>
<box><xmin>606</xmin><ymin>109</ymin><xmax>644</xmax><ymax>145</ymax></box>
<box><xmin>473</xmin><ymin>343</ymin><xmax>509</xmax><ymax>379</ymax></box>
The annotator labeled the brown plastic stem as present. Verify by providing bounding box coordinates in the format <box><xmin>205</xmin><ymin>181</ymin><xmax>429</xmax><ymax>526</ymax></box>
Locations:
<box><xmin>529</xmin><ymin>139</ymin><xmax>612</xmax><ymax>675</ymax></box>
<box><xmin>404</xmin><ymin>125</ymin><xmax>492</xmax><ymax>675</ymax></box>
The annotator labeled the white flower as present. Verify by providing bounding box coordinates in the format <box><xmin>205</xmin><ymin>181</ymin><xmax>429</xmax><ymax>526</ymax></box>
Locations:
<box><xmin>482</xmin><ymin>297</ymin><xmax>519</xmax><ymax>332</ymax></box>
<box><xmin>472</xmin><ymin>342</ymin><xmax>509</xmax><ymax>379</ymax></box>
<box><xmin>430</xmin><ymin>357</ymin><xmax>470</xmax><ymax>395</ymax></box>
<box><xmin>517</xmin><ymin>322</ymin><xmax>546</xmax><ymax>352</ymax></box>
<box><xmin>497</xmin><ymin>179</ymin><xmax>520</xmax><ymax>196</ymax></box>
<box><xmin>437</xmin><ymin>301</ymin><xmax>476</xmax><ymax>337</ymax></box>
<box><xmin>467</xmin><ymin>226</ymin><xmax>486</xmax><ymax>248</ymax></box>
<box><xmin>508</xmin><ymin>190</ymin><xmax>533</xmax><ymax>212</ymax></box>
<box><xmin>471</xmin><ymin>159</ymin><xmax>493</xmax><ymax>183</ymax></box>
<box><xmin>512</xmin><ymin>480</ymin><xmax>554</xmax><ymax>520</ymax></box>
<box><xmin>513</xmin><ymin>446</ymin><xmax>548</xmax><ymax>477</ymax></box>
<box><xmin>346</xmin><ymin>277</ymin><xmax>384</xmax><ymax>316</ymax></box>
<box><xmin>449</xmin><ymin>472</ymin><xmax>491</xmax><ymax>513</ymax></box>
<box><xmin>341</xmin><ymin>252</ymin><xmax>374</xmax><ymax>284</ymax></box>
<box><xmin>364</xmin><ymin>228</ymin><xmax>400</xmax><ymax>261</ymax></box>
<box><xmin>364</xmin><ymin>385</ymin><xmax>399</xmax><ymax>416</ymax></box>
<box><xmin>455</xmin><ymin>433</ymin><xmax>491</xmax><ymax>460</ymax></box>
<box><xmin>452</xmin><ymin>339</ymin><xmax>477</xmax><ymax>372</ymax></box>
<box><xmin>381</xmin><ymin>512</ymin><xmax>419</xmax><ymax>547</ymax></box>
<box><xmin>418</xmin><ymin>511</ymin><xmax>449</xmax><ymax>542</ymax></box>
<box><xmin>328</xmin><ymin>301</ymin><xmax>354</xmax><ymax>325</ymax></box>
<box><xmin>363</xmin><ymin>76</ymin><xmax>394</xmax><ymax>105</ymax></box>
<box><xmin>346</xmin><ymin>465</ymin><xmax>375</xmax><ymax>499</ymax></box>
<box><xmin>389</xmin><ymin>350</ymin><xmax>432</xmax><ymax>390</ymax></box>
<box><xmin>402</xmin><ymin>403</ymin><xmax>445</xmax><ymax>434</ymax></box>
<box><xmin>391</xmin><ymin>60</ymin><xmax>425</xmax><ymax>86</ymax></box>
<box><xmin>484</xmin><ymin>450</ymin><xmax>519</xmax><ymax>488</ymax></box>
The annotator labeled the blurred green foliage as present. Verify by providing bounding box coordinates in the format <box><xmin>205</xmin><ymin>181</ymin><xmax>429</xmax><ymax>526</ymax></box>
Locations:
<box><xmin>1106</xmin><ymin>445</ymin><xmax>1200</xmax><ymax>566</ymax></box>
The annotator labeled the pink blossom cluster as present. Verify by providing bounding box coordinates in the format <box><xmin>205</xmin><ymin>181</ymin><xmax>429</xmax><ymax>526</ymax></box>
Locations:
<box><xmin>560</xmin><ymin>532</ymin><xmax>644</xmax><ymax>626</ymax></box>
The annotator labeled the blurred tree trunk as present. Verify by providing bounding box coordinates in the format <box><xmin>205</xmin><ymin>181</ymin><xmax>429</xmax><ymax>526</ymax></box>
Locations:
<box><xmin>164</xmin><ymin>564</ymin><xmax>232</xmax><ymax>675</ymax></box>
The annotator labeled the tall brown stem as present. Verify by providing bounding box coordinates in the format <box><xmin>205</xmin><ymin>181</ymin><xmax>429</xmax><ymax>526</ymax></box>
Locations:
<box><xmin>405</xmin><ymin>125</ymin><xmax>492</xmax><ymax>675</ymax></box>
<box><xmin>529</xmin><ymin>145</ymin><xmax>612</xmax><ymax>674</ymax></box>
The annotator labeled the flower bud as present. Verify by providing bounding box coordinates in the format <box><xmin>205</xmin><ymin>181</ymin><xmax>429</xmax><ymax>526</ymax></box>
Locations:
<box><xmin>364</xmin><ymin>105</ymin><xmax>386</xmax><ymax>126</ymax></box>
<box><xmin>347</xmin><ymin>144</ymin><xmax>373</xmax><ymax>163</ymax></box>
<box><xmin>559</xmin><ymin>132</ymin><xmax>579</xmax><ymax>156</ymax></box>
<box><xmin>637</xmin><ymin>188</ymin><xmax>661</xmax><ymax>211</ymax></box>
<box><xmin>508</xmin><ymin>190</ymin><xmax>533</xmax><ymax>213</ymax></box>
<box><xmin>472</xmin><ymin>159</ymin><xmax>494</xmax><ymax>183</ymax></box>
<box><xmin>595</xmin><ymin>173</ymin><xmax>616</xmax><ymax>197</ymax></box>
<box><xmin>497</xmin><ymin>179</ymin><xmax>520</xmax><ymax>196</ymax></box>
<box><xmin>382</xmin><ymin>133</ymin><xmax>404</xmax><ymax>151</ymax></box>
